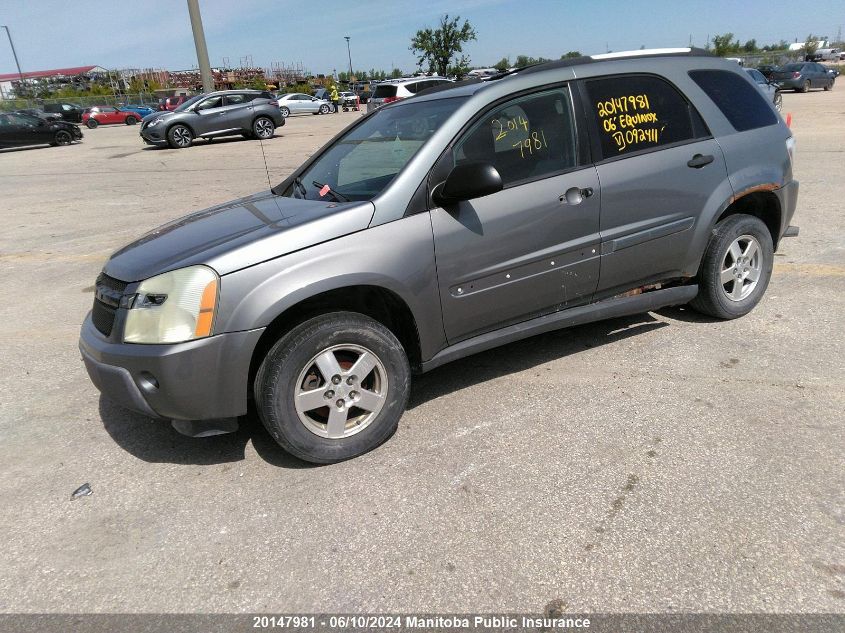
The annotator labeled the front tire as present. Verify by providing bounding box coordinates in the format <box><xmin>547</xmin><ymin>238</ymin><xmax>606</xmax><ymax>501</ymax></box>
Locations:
<box><xmin>690</xmin><ymin>214</ymin><xmax>774</xmax><ymax>319</ymax></box>
<box><xmin>255</xmin><ymin>312</ymin><xmax>411</xmax><ymax>464</ymax></box>
<box><xmin>166</xmin><ymin>124</ymin><xmax>193</xmax><ymax>149</ymax></box>
<box><xmin>279</xmin><ymin>106</ymin><xmax>290</xmax><ymax>118</ymax></box>
<box><xmin>824</xmin><ymin>79</ymin><xmax>833</xmax><ymax>91</ymax></box>
<box><xmin>86</xmin><ymin>119</ymin><xmax>98</xmax><ymax>129</ymax></box>
<box><xmin>319</xmin><ymin>104</ymin><xmax>330</xmax><ymax>114</ymax></box>
<box><xmin>125</xmin><ymin>116</ymin><xmax>138</xmax><ymax>125</ymax></box>
<box><xmin>252</xmin><ymin>116</ymin><xmax>275</xmax><ymax>139</ymax></box>
<box><xmin>51</xmin><ymin>130</ymin><xmax>73</xmax><ymax>146</ymax></box>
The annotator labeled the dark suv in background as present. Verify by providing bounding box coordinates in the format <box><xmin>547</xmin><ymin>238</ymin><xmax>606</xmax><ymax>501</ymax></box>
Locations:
<box><xmin>81</xmin><ymin>49</ymin><xmax>798</xmax><ymax>463</ymax></box>
<box><xmin>140</xmin><ymin>90</ymin><xmax>284</xmax><ymax>148</ymax></box>
<box><xmin>42</xmin><ymin>103</ymin><xmax>84</xmax><ymax>123</ymax></box>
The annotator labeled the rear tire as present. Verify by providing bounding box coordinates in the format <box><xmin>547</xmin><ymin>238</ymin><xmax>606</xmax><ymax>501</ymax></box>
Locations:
<box><xmin>252</xmin><ymin>116</ymin><xmax>275</xmax><ymax>139</ymax></box>
<box><xmin>690</xmin><ymin>214</ymin><xmax>774</xmax><ymax>319</ymax></box>
<box><xmin>166</xmin><ymin>124</ymin><xmax>193</xmax><ymax>149</ymax></box>
<box><xmin>801</xmin><ymin>80</ymin><xmax>810</xmax><ymax>93</ymax></box>
<box><xmin>255</xmin><ymin>312</ymin><xmax>411</xmax><ymax>464</ymax></box>
<box><xmin>86</xmin><ymin>119</ymin><xmax>98</xmax><ymax>129</ymax></box>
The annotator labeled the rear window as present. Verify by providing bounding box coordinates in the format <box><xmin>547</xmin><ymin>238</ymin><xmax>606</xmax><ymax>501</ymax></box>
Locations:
<box><xmin>689</xmin><ymin>69</ymin><xmax>778</xmax><ymax>132</ymax></box>
<box><xmin>783</xmin><ymin>64</ymin><xmax>804</xmax><ymax>72</ymax></box>
<box><xmin>372</xmin><ymin>85</ymin><xmax>397</xmax><ymax>99</ymax></box>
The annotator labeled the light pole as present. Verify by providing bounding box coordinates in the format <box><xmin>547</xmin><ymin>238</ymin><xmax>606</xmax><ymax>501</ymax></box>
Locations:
<box><xmin>1</xmin><ymin>25</ymin><xmax>25</xmax><ymax>97</ymax></box>
<box><xmin>344</xmin><ymin>36</ymin><xmax>353</xmax><ymax>82</ymax></box>
<box><xmin>185</xmin><ymin>0</ymin><xmax>214</xmax><ymax>93</ymax></box>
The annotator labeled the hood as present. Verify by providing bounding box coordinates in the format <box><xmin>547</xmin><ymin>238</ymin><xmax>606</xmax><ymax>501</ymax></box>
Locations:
<box><xmin>142</xmin><ymin>110</ymin><xmax>176</xmax><ymax>123</ymax></box>
<box><xmin>103</xmin><ymin>191</ymin><xmax>375</xmax><ymax>282</ymax></box>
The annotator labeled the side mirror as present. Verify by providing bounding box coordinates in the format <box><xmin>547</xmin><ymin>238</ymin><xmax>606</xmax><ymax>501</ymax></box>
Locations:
<box><xmin>433</xmin><ymin>162</ymin><xmax>503</xmax><ymax>205</ymax></box>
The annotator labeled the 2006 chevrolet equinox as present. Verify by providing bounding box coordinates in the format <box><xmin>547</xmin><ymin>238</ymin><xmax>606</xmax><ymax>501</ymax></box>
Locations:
<box><xmin>80</xmin><ymin>49</ymin><xmax>800</xmax><ymax>463</ymax></box>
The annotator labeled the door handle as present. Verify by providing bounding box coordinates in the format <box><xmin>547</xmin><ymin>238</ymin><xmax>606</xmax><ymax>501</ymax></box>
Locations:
<box><xmin>687</xmin><ymin>154</ymin><xmax>714</xmax><ymax>168</ymax></box>
<box><xmin>559</xmin><ymin>187</ymin><xmax>594</xmax><ymax>205</ymax></box>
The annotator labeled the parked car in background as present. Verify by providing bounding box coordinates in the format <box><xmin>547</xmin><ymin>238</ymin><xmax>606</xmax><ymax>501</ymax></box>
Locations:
<box><xmin>772</xmin><ymin>62</ymin><xmax>835</xmax><ymax>92</ymax></box>
<box><xmin>139</xmin><ymin>89</ymin><xmax>284</xmax><ymax>149</ymax></box>
<box><xmin>276</xmin><ymin>92</ymin><xmax>331</xmax><ymax>117</ymax></box>
<box><xmin>755</xmin><ymin>64</ymin><xmax>779</xmax><ymax>81</ymax></box>
<box><xmin>158</xmin><ymin>95</ymin><xmax>189</xmax><ymax>111</ymax></box>
<box><xmin>42</xmin><ymin>102</ymin><xmax>84</xmax><ymax>123</ymax></box>
<box><xmin>79</xmin><ymin>49</ymin><xmax>799</xmax><ymax>463</ymax></box>
<box><xmin>366</xmin><ymin>76</ymin><xmax>453</xmax><ymax>112</ymax></box>
<box><xmin>0</xmin><ymin>111</ymin><xmax>83</xmax><ymax>148</ymax></box>
<box><xmin>338</xmin><ymin>91</ymin><xmax>360</xmax><ymax>110</ymax></box>
<box><xmin>807</xmin><ymin>48</ymin><xmax>840</xmax><ymax>62</ymax></box>
<box><xmin>351</xmin><ymin>82</ymin><xmax>372</xmax><ymax>104</ymax></box>
<box><xmin>13</xmin><ymin>108</ymin><xmax>63</xmax><ymax>122</ymax></box>
<box><xmin>120</xmin><ymin>103</ymin><xmax>156</xmax><ymax>118</ymax></box>
<box><xmin>82</xmin><ymin>106</ymin><xmax>143</xmax><ymax>128</ymax></box>
<box><xmin>745</xmin><ymin>67</ymin><xmax>782</xmax><ymax>111</ymax></box>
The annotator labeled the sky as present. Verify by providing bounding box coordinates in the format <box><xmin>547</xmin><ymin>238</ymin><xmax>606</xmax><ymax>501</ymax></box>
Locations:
<box><xmin>1</xmin><ymin>0</ymin><xmax>842</xmax><ymax>76</ymax></box>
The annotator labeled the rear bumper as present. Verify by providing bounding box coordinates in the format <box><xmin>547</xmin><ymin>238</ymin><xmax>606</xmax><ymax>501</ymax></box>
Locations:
<box><xmin>79</xmin><ymin>315</ymin><xmax>265</xmax><ymax>420</ymax></box>
<box><xmin>774</xmin><ymin>179</ymin><xmax>799</xmax><ymax>245</ymax></box>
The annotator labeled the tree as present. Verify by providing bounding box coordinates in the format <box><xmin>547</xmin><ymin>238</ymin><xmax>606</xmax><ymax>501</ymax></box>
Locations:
<box><xmin>410</xmin><ymin>14</ymin><xmax>477</xmax><ymax>77</ymax></box>
<box><xmin>804</xmin><ymin>34</ymin><xmax>820</xmax><ymax>56</ymax></box>
<box><xmin>562</xmin><ymin>51</ymin><xmax>581</xmax><ymax>59</ymax></box>
<box><xmin>515</xmin><ymin>54</ymin><xmax>551</xmax><ymax>67</ymax></box>
<box><xmin>390</xmin><ymin>68</ymin><xmax>403</xmax><ymax>79</ymax></box>
<box><xmin>493</xmin><ymin>56</ymin><xmax>510</xmax><ymax>70</ymax></box>
<box><xmin>742</xmin><ymin>39</ymin><xmax>757</xmax><ymax>53</ymax></box>
<box><xmin>712</xmin><ymin>33</ymin><xmax>739</xmax><ymax>57</ymax></box>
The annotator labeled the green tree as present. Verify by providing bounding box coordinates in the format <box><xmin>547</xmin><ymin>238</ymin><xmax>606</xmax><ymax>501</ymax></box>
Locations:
<box><xmin>561</xmin><ymin>51</ymin><xmax>581</xmax><ymax>59</ymax></box>
<box><xmin>712</xmin><ymin>33</ymin><xmax>740</xmax><ymax>56</ymax></box>
<box><xmin>390</xmin><ymin>67</ymin><xmax>403</xmax><ymax>78</ymax></box>
<box><xmin>410</xmin><ymin>14</ymin><xmax>477</xmax><ymax>77</ymax></box>
<box><xmin>742</xmin><ymin>39</ymin><xmax>758</xmax><ymax>53</ymax></box>
<box><xmin>803</xmin><ymin>34</ymin><xmax>820</xmax><ymax>56</ymax></box>
<box><xmin>493</xmin><ymin>56</ymin><xmax>510</xmax><ymax>70</ymax></box>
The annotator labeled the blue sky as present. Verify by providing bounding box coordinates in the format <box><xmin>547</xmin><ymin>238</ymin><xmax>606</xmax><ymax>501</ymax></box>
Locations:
<box><xmin>1</xmin><ymin>0</ymin><xmax>842</xmax><ymax>75</ymax></box>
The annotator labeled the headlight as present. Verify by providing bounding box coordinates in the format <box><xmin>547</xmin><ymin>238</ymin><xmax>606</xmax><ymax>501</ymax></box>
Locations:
<box><xmin>123</xmin><ymin>265</ymin><xmax>219</xmax><ymax>344</ymax></box>
<box><xmin>147</xmin><ymin>118</ymin><xmax>164</xmax><ymax>127</ymax></box>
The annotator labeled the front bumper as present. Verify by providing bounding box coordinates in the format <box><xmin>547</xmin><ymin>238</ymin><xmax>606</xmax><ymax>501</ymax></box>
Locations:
<box><xmin>79</xmin><ymin>315</ymin><xmax>265</xmax><ymax>420</ymax></box>
<box><xmin>139</xmin><ymin>125</ymin><xmax>167</xmax><ymax>145</ymax></box>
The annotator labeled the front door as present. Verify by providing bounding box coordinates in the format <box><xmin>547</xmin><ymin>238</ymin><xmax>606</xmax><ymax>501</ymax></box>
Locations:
<box><xmin>580</xmin><ymin>73</ymin><xmax>729</xmax><ymax>297</ymax></box>
<box><xmin>431</xmin><ymin>86</ymin><xmax>601</xmax><ymax>343</ymax></box>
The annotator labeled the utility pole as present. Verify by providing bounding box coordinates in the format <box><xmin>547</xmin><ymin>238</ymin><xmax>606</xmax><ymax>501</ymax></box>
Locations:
<box><xmin>186</xmin><ymin>0</ymin><xmax>214</xmax><ymax>93</ymax></box>
<box><xmin>1</xmin><ymin>25</ymin><xmax>25</xmax><ymax>97</ymax></box>
<box><xmin>344</xmin><ymin>36</ymin><xmax>353</xmax><ymax>81</ymax></box>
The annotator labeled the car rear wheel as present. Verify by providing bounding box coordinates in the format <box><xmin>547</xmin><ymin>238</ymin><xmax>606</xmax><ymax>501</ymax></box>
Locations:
<box><xmin>85</xmin><ymin>119</ymin><xmax>98</xmax><ymax>129</ymax></box>
<box><xmin>166</xmin><ymin>124</ymin><xmax>193</xmax><ymax>149</ymax></box>
<box><xmin>125</xmin><ymin>116</ymin><xmax>138</xmax><ymax>125</ymax></box>
<box><xmin>800</xmin><ymin>80</ymin><xmax>810</xmax><ymax>93</ymax></box>
<box><xmin>252</xmin><ymin>116</ymin><xmax>275</xmax><ymax>139</ymax></box>
<box><xmin>279</xmin><ymin>106</ymin><xmax>290</xmax><ymax>118</ymax></box>
<box><xmin>255</xmin><ymin>312</ymin><xmax>411</xmax><ymax>464</ymax></box>
<box><xmin>319</xmin><ymin>104</ymin><xmax>330</xmax><ymax>114</ymax></box>
<box><xmin>690</xmin><ymin>214</ymin><xmax>774</xmax><ymax>320</ymax></box>
<box><xmin>51</xmin><ymin>130</ymin><xmax>73</xmax><ymax>146</ymax></box>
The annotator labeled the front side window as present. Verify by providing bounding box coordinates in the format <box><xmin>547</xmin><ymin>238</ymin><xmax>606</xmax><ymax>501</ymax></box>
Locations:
<box><xmin>282</xmin><ymin>97</ymin><xmax>466</xmax><ymax>202</ymax></box>
<box><xmin>454</xmin><ymin>87</ymin><xmax>577</xmax><ymax>187</ymax></box>
<box><xmin>196</xmin><ymin>96</ymin><xmax>223</xmax><ymax>110</ymax></box>
<box><xmin>585</xmin><ymin>74</ymin><xmax>698</xmax><ymax>159</ymax></box>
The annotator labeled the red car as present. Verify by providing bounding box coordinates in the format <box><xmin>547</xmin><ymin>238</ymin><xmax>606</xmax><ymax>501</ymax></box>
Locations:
<box><xmin>157</xmin><ymin>95</ymin><xmax>189</xmax><ymax>111</ymax></box>
<box><xmin>81</xmin><ymin>106</ymin><xmax>143</xmax><ymax>128</ymax></box>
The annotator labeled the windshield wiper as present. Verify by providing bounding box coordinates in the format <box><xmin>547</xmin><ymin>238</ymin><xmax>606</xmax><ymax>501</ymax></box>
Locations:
<box><xmin>312</xmin><ymin>180</ymin><xmax>350</xmax><ymax>202</ymax></box>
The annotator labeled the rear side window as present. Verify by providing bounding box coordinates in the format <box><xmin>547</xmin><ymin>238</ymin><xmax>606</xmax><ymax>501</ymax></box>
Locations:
<box><xmin>225</xmin><ymin>94</ymin><xmax>248</xmax><ymax>105</ymax></box>
<box><xmin>585</xmin><ymin>74</ymin><xmax>700</xmax><ymax>159</ymax></box>
<box><xmin>372</xmin><ymin>85</ymin><xmax>397</xmax><ymax>98</ymax></box>
<box><xmin>689</xmin><ymin>69</ymin><xmax>777</xmax><ymax>132</ymax></box>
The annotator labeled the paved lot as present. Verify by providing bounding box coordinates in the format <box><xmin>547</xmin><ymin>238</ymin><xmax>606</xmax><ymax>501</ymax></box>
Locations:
<box><xmin>0</xmin><ymin>93</ymin><xmax>843</xmax><ymax>614</ymax></box>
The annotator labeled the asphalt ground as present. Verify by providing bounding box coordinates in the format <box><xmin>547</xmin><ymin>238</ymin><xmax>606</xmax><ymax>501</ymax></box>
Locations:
<box><xmin>0</xmin><ymin>92</ymin><xmax>842</xmax><ymax>613</ymax></box>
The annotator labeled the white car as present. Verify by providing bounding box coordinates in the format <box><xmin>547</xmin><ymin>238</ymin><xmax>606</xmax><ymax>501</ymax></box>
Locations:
<box><xmin>275</xmin><ymin>93</ymin><xmax>331</xmax><ymax>117</ymax></box>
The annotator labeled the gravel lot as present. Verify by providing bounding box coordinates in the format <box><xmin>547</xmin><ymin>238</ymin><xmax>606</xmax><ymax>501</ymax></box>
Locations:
<box><xmin>0</xmin><ymin>92</ymin><xmax>842</xmax><ymax>614</ymax></box>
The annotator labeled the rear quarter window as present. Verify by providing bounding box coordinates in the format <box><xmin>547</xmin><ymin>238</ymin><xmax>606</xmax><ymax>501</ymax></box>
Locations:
<box><xmin>688</xmin><ymin>69</ymin><xmax>778</xmax><ymax>132</ymax></box>
<box><xmin>584</xmin><ymin>74</ymin><xmax>702</xmax><ymax>160</ymax></box>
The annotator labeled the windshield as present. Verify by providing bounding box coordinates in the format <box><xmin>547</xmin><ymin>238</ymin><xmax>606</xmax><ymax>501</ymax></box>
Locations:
<box><xmin>174</xmin><ymin>95</ymin><xmax>203</xmax><ymax>111</ymax></box>
<box><xmin>281</xmin><ymin>96</ymin><xmax>466</xmax><ymax>202</ymax></box>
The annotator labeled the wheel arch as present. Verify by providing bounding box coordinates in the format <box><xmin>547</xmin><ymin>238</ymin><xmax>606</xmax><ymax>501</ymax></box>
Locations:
<box><xmin>714</xmin><ymin>187</ymin><xmax>782</xmax><ymax>250</ymax></box>
<box><xmin>165</xmin><ymin>120</ymin><xmax>196</xmax><ymax>138</ymax></box>
<box><xmin>247</xmin><ymin>284</ymin><xmax>424</xmax><ymax>402</ymax></box>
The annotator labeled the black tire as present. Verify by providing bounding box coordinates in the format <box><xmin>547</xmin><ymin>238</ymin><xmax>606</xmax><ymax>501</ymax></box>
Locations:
<box><xmin>801</xmin><ymin>80</ymin><xmax>810</xmax><ymax>93</ymax></box>
<box><xmin>166</xmin><ymin>124</ymin><xmax>193</xmax><ymax>149</ymax></box>
<box><xmin>51</xmin><ymin>130</ymin><xmax>73</xmax><ymax>146</ymax></box>
<box><xmin>690</xmin><ymin>214</ymin><xmax>774</xmax><ymax>320</ymax></box>
<box><xmin>319</xmin><ymin>104</ymin><xmax>330</xmax><ymax>114</ymax></box>
<box><xmin>125</xmin><ymin>116</ymin><xmax>138</xmax><ymax>125</ymax></box>
<box><xmin>255</xmin><ymin>312</ymin><xmax>411</xmax><ymax>464</ymax></box>
<box><xmin>824</xmin><ymin>79</ymin><xmax>833</xmax><ymax>91</ymax></box>
<box><xmin>86</xmin><ymin>119</ymin><xmax>98</xmax><ymax>129</ymax></box>
<box><xmin>279</xmin><ymin>106</ymin><xmax>290</xmax><ymax>118</ymax></box>
<box><xmin>252</xmin><ymin>116</ymin><xmax>275</xmax><ymax>139</ymax></box>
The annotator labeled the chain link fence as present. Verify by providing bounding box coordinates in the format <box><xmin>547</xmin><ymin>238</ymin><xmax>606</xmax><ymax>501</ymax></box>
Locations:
<box><xmin>0</xmin><ymin>92</ymin><xmax>163</xmax><ymax>112</ymax></box>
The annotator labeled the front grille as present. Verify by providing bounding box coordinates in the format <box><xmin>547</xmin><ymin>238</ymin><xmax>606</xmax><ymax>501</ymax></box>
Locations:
<box><xmin>92</xmin><ymin>273</ymin><xmax>128</xmax><ymax>337</ymax></box>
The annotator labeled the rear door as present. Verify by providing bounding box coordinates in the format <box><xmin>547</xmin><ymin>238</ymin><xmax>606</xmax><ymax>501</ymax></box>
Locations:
<box><xmin>580</xmin><ymin>73</ymin><xmax>728</xmax><ymax>297</ymax></box>
<box><xmin>222</xmin><ymin>93</ymin><xmax>253</xmax><ymax>129</ymax></box>
<box><xmin>431</xmin><ymin>85</ymin><xmax>601</xmax><ymax>342</ymax></box>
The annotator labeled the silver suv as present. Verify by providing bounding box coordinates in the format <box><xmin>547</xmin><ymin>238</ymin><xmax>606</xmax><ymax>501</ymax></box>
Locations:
<box><xmin>366</xmin><ymin>76</ymin><xmax>453</xmax><ymax>112</ymax></box>
<box><xmin>139</xmin><ymin>90</ymin><xmax>284</xmax><ymax>149</ymax></box>
<box><xmin>81</xmin><ymin>49</ymin><xmax>798</xmax><ymax>463</ymax></box>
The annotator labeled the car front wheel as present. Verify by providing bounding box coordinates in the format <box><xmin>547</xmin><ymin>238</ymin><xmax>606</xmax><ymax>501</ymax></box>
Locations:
<box><xmin>252</xmin><ymin>116</ymin><xmax>275</xmax><ymax>139</ymax></box>
<box><xmin>51</xmin><ymin>130</ymin><xmax>73</xmax><ymax>146</ymax></box>
<box><xmin>319</xmin><ymin>104</ymin><xmax>330</xmax><ymax>114</ymax></box>
<box><xmin>166</xmin><ymin>124</ymin><xmax>193</xmax><ymax>149</ymax></box>
<box><xmin>255</xmin><ymin>312</ymin><xmax>411</xmax><ymax>463</ymax></box>
<box><xmin>279</xmin><ymin>106</ymin><xmax>290</xmax><ymax>118</ymax></box>
<box><xmin>690</xmin><ymin>214</ymin><xmax>774</xmax><ymax>319</ymax></box>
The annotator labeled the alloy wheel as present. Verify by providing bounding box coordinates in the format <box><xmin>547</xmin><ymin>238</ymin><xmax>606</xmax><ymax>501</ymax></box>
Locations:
<box><xmin>720</xmin><ymin>234</ymin><xmax>763</xmax><ymax>302</ymax></box>
<box><xmin>293</xmin><ymin>344</ymin><xmax>388</xmax><ymax>439</ymax></box>
<box><xmin>54</xmin><ymin>130</ymin><xmax>72</xmax><ymax>146</ymax></box>
<box><xmin>254</xmin><ymin>118</ymin><xmax>274</xmax><ymax>138</ymax></box>
<box><xmin>172</xmin><ymin>126</ymin><xmax>192</xmax><ymax>147</ymax></box>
